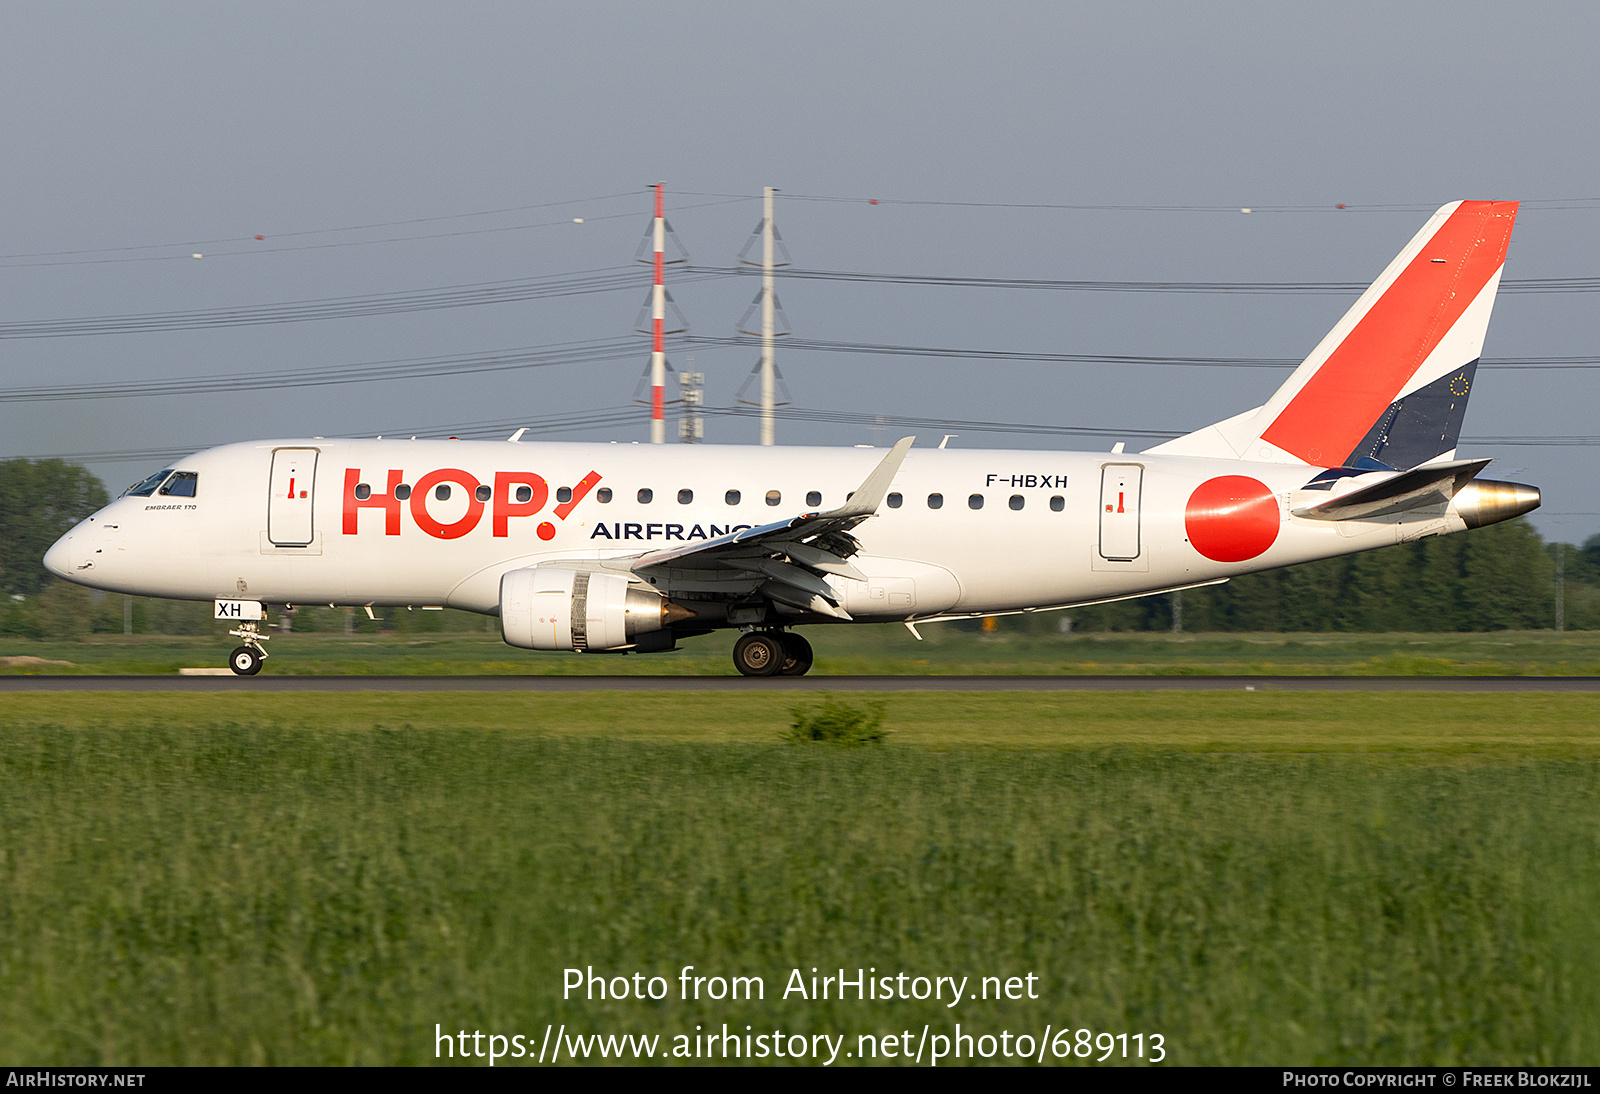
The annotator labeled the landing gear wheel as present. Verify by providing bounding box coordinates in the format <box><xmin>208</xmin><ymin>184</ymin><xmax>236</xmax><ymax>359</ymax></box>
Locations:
<box><xmin>732</xmin><ymin>632</ymin><xmax>784</xmax><ymax>677</ymax></box>
<box><xmin>228</xmin><ymin>646</ymin><xmax>264</xmax><ymax>676</ymax></box>
<box><xmin>778</xmin><ymin>632</ymin><xmax>814</xmax><ymax>676</ymax></box>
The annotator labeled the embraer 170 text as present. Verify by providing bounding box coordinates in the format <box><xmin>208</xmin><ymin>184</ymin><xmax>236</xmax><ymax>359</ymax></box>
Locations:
<box><xmin>46</xmin><ymin>201</ymin><xmax>1540</xmax><ymax>676</ymax></box>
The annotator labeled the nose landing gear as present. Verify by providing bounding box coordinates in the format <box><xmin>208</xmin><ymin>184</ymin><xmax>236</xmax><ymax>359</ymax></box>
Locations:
<box><xmin>731</xmin><ymin>630</ymin><xmax>814</xmax><ymax>677</ymax></box>
<box><xmin>226</xmin><ymin>622</ymin><xmax>269</xmax><ymax>676</ymax></box>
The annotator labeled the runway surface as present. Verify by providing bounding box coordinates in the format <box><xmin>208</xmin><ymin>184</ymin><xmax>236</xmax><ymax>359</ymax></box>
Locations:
<box><xmin>5</xmin><ymin>675</ymin><xmax>1600</xmax><ymax>692</ymax></box>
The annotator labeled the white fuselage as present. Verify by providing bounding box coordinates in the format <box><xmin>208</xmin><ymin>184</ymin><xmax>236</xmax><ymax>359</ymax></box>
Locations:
<box><xmin>45</xmin><ymin>437</ymin><xmax>1480</xmax><ymax>625</ymax></box>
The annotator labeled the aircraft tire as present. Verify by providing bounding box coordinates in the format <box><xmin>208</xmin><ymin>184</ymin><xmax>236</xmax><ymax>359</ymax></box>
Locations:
<box><xmin>732</xmin><ymin>632</ymin><xmax>784</xmax><ymax>677</ymax></box>
<box><xmin>229</xmin><ymin>646</ymin><xmax>264</xmax><ymax>676</ymax></box>
<box><xmin>777</xmin><ymin>632</ymin><xmax>814</xmax><ymax>676</ymax></box>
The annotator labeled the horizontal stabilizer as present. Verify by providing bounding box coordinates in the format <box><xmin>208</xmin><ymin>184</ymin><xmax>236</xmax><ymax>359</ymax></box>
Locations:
<box><xmin>1292</xmin><ymin>458</ymin><xmax>1491</xmax><ymax>521</ymax></box>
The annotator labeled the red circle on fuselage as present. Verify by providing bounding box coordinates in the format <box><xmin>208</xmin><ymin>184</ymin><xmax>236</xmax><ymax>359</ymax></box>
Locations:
<box><xmin>1185</xmin><ymin>476</ymin><xmax>1280</xmax><ymax>562</ymax></box>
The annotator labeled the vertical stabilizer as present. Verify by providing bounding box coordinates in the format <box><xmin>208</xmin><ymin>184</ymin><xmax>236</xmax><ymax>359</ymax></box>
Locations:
<box><xmin>1147</xmin><ymin>200</ymin><xmax>1518</xmax><ymax>469</ymax></box>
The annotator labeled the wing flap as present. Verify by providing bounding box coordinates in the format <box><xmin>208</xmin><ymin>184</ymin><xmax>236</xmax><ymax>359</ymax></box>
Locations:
<box><xmin>780</xmin><ymin>541</ymin><xmax>868</xmax><ymax>581</ymax></box>
<box><xmin>726</xmin><ymin>558</ymin><xmax>841</xmax><ymax>603</ymax></box>
<box><xmin>762</xmin><ymin>582</ymin><xmax>853</xmax><ymax>619</ymax></box>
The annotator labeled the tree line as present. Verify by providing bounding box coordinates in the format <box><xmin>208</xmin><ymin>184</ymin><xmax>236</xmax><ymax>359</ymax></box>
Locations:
<box><xmin>1049</xmin><ymin>517</ymin><xmax>1588</xmax><ymax>633</ymax></box>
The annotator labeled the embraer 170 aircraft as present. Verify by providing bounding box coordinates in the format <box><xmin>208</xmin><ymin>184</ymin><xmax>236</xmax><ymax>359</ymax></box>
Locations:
<box><xmin>45</xmin><ymin>201</ymin><xmax>1539</xmax><ymax>676</ymax></box>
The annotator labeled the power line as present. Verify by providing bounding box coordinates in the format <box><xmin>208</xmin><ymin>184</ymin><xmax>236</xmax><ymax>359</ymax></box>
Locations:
<box><xmin>729</xmin><ymin>406</ymin><xmax>1600</xmax><ymax>449</ymax></box>
<box><xmin>688</xmin><ymin>192</ymin><xmax>1600</xmax><ymax>214</ymax></box>
<box><xmin>0</xmin><ymin>338</ymin><xmax>645</xmax><ymax>402</ymax></box>
<box><xmin>717</xmin><ymin>405</ymin><xmax>1175</xmax><ymax>440</ymax></box>
<box><xmin>693</xmin><ymin>264</ymin><xmax>1600</xmax><ymax>296</ymax></box>
<box><xmin>0</xmin><ymin>191</ymin><xmax>641</xmax><ymax>261</ymax></box>
<box><xmin>16</xmin><ymin>189</ymin><xmax>1598</xmax><ymax>267</ymax></box>
<box><xmin>0</xmin><ymin>196</ymin><xmax>753</xmax><ymax>268</ymax></box>
<box><xmin>10</xmin><ymin>259</ymin><xmax>1600</xmax><ymax>342</ymax></box>
<box><xmin>13</xmin><ymin>406</ymin><xmax>654</xmax><ymax>466</ymax></box>
<box><xmin>0</xmin><ymin>267</ymin><xmax>686</xmax><ymax>338</ymax></box>
<box><xmin>13</xmin><ymin>330</ymin><xmax>1600</xmax><ymax>406</ymax></box>
<box><xmin>691</xmin><ymin>335</ymin><xmax>1297</xmax><ymax>369</ymax></box>
<box><xmin>692</xmin><ymin>334</ymin><xmax>1600</xmax><ymax>371</ymax></box>
<box><xmin>13</xmin><ymin>189</ymin><xmax>1599</xmax><ymax>269</ymax></box>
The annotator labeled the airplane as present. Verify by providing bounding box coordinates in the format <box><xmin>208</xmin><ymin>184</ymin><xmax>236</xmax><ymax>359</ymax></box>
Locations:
<box><xmin>44</xmin><ymin>200</ymin><xmax>1540</xmax><ymax>677</ymax></box>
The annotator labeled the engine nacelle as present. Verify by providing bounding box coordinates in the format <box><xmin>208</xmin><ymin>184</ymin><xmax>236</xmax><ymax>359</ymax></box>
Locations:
<box><xmin>499</xmin><ymin>566</ymin><xmax>677</xmax><ymax>651</ymax></box>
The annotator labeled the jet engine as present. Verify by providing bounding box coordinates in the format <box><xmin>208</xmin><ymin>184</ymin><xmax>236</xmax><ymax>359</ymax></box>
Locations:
<box><xmin>499</xmin><ymin>566</ymin><xmax>690</xmax><ymax>651</ymax></box>
<box><xmin>1452</xmin><ymin>479</ymin><xmax>1542</xmax><ymax>529</ymax></box>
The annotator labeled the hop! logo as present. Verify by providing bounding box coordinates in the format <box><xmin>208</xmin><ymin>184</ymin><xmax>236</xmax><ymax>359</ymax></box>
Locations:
<box><xmin>342</xmin><ymin>468</ymin><xmax>602</xmax><ymax>540</ymax></box>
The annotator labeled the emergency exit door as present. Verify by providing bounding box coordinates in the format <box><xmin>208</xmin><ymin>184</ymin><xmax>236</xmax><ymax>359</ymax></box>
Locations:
<box><xmin>1098</xmin><ymin>464</ymin><xmax>1143</xmax><ymax>561</ymax></box>
<box><xmin>268</xmin><ymin>447</ymin><xmax>319</xmax><ymax>546</ymax></box>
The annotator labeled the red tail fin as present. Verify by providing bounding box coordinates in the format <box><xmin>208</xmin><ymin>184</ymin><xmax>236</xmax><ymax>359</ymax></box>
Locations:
<box><xmin>1150</xmin><ymin>201</ymin><xmax>1518</xmax><ymax>468</ymax></box>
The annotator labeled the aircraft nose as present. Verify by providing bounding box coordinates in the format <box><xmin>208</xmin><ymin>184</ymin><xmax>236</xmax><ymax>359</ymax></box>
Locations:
<box><xmin>43</xmin><ymin>529</ymin><xmax>79</xmax><ymax>580</ymax></box>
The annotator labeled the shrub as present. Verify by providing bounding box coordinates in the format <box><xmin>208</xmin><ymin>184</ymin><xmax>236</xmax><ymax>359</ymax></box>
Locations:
<box><xmin>785</xmin><ymin>697</ymin><xmax>888</xmax><ymax>746</ymax></box>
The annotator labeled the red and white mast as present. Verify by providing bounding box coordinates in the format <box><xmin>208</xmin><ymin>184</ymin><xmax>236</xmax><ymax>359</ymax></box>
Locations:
<box><xmin>650</xmin><ymin>182</ymin><xmax>667</xmax><ymax>444</ymax></box>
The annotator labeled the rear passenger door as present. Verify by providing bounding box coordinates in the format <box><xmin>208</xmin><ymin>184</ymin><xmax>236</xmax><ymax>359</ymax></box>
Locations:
<box><xmin>1098</xmin><ymin>464</ymin><xmax>1143</xmax><ymax>562</ymax></box>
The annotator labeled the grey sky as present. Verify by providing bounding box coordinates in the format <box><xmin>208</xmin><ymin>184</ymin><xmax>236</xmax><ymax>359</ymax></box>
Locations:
<box><xmin>3</xmin><ymin>2</ymin><xmax>1596</xmax><ymax>539</ymax></box>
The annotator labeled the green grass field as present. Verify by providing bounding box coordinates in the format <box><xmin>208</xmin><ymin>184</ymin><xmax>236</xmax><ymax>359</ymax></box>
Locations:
<box><xmin>2</xmin><ymin>692</ymin><xmax>1598</xmax><ymax>1066</ymax></box>
<box><xmin>8</xmin><ymin>626</ymin><xmax>1600</xmax><ymax>676</ymax></box>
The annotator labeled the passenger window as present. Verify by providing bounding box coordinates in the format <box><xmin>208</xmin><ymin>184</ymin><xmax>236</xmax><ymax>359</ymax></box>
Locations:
<box><xmin>765</xmin><ymin>490</ymin><xmax>781</xmax><ymax>507</ymax></box>
<box><xmin>475</xmin><ymin>485</ymin><xmax>491</xmax><ymax>502</ymax></box>
<box><xmin>969</xmin><ymin>494</ymin><xmax>984</xmax><ymax>510</ymax></box>
<box><xmin>596</xmin><ymin>488</ymin><xmax>613</xmax><ymax>503</ymax></box>
<box><xmin>1009</xmin><ymin>495</ymin><xmax>1024</xmax><ymax>510</ymax></box>
<box><xmin>806</xmin><ymin>490</ymin><xmax>822</xmax><ymax>507</ymax></box>
<box><xmin>927</xmin><ymin>493</ymin><xmax>943</xmax><ymax>509</ymax></box>
<box><xmin>887</xmin><ymin>492</ymin><xmax>902</xmax><ymax>508</ymax></box>
<box><xmin>354</xmin><ymin>483</ymin><xmax>372</xmax><ymax>500</ymax></box>
<box><xmin>556</xmin><ymin>487</ymin><xmax>573</xmax><ymax>503</ymax></box>
<box><xmin>1050</xmin><ymin>495</ymin><xmax>1064</xmax><ymax>512</ymax></box>
<box><xmin>678</xmin><ymin>489</ymin><xmax>693</xmax><ymax>504</ymax></box>
<box><xmin>638</xmin><ymin>488</ymin><xmax>654</xmax><ymax>504</ymax></box>
<box><xmin>516</xmin><ymin>485</ymin><xmax>534</xmax><ymax>504</ymax></box>
<box><xmin>725</xmin><ymin>489</ymin><xmax>741</xmax><ymax>505</ymax></box>
<box><xmin>435</xmin><ymin>484</ymin><xmax>452</xmax><ymax>501</ymax></box>
<box><xmin>160</xmin><ymin>472</ymin><xmax>198</xmax><ymax>498</ymax></box>
<box><xmin>395</xmin><ymin>484</ymin><xmax>412</xmax><ymax>501</ymax></box>
<box><xmin>123</xmin><ymin>469</ymin><xmax>174</xmax><ymax>498</ymax></box>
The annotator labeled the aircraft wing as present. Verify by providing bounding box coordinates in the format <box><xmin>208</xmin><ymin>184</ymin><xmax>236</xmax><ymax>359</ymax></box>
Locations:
<box><xmin>630</xmin><ymin>436</ymin><xmax>915</xmax><ymax>618</ymax></box>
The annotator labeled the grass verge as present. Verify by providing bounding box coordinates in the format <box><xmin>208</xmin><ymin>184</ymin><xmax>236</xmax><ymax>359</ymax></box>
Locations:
<box><xmin>2</xmin><ymin>697</ymin><xmax>1597</xmax><ymax>1066</ymax></box>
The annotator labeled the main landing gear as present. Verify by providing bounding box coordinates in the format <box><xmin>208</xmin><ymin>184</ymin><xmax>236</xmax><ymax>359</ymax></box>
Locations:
<box><xmin>732</xmin><ymin>631</ymin><xmax>814</xmax><ymax>678</ymax></box>
<box><xmin>226</xmin><ymin>621</ymin><xmax>269</xmax><ymax>676</ymax></box>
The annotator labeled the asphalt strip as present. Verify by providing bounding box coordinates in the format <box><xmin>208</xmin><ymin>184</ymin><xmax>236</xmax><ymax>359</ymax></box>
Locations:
<box><xmin>3</xmin><ymin>675</ymin><xmax>1600</xmax><ymax>692</ymax></box>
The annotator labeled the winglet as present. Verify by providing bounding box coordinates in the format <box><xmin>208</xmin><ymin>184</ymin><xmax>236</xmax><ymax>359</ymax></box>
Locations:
<box><xmin>826</xmin><ymin>436</ymin><xmax>915</xmax><ymax>519</ymax></box>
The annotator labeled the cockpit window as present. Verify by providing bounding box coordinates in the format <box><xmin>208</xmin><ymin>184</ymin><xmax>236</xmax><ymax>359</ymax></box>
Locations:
<box><xmin>123</xmin><ymin>469</ymin><xmax>174</xmax><ymax>497</ymax></box>
<box><xmin>159</xmin><ymin>472</ymin><xmax>198</xmax><ymax>498</ymax></box>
